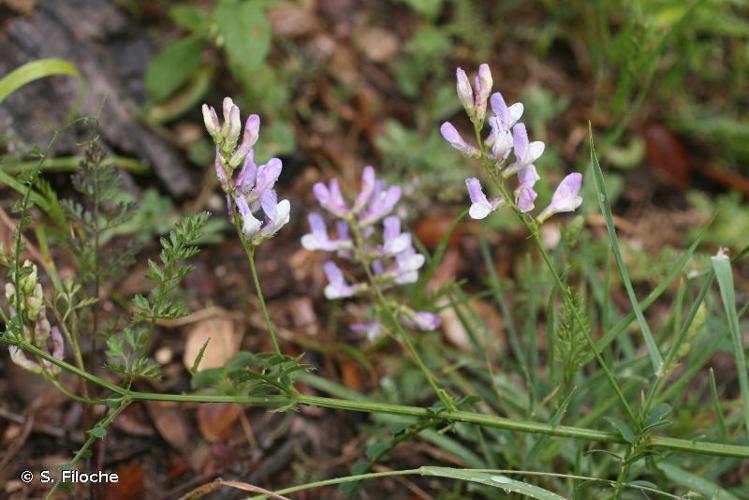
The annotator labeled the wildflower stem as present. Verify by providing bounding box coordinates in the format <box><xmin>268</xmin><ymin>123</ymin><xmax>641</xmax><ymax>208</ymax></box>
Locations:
<box><xmin>349</xmin><ymin>221</ymin><xmax>455</xmax><ymax>411</ymax></box>
<box><xmin>45</xmin><ymin>396</ymin><xmax>132</xmax><ymax>499</ymax></box>
<box><xmin>246</xmin><ymin>247</ymin><xmax>282</xmax><ymax>355</ymax></box>
<box><xmin>6</xmin><ymin>337</ymin><xmax>749</xmax><ymax>459</ymax></box>
<box><xmin>471</xmin><ymin>123</ymin><xmax>638</xmax><ymax>424</ymax></box>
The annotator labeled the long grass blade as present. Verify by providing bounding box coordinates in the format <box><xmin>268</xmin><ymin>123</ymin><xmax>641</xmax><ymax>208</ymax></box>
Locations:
<box><xmin>590</xmin><ymin>130</ymin><xmax>663</xmax><ymax>374</ymax></box>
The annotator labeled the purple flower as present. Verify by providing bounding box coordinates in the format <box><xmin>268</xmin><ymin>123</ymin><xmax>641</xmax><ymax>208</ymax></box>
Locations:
<box><xmin>323</xmin><ymin>261</ymin><xmax>362</xmax><ymax>299</ymax></box>
<box><xmin>456</xmin><ymin>67</ymin><xmax>475</xmax><ymax>116</ymax></box>
<box><xmin>538</xmin><ymin>173</ymin><xmax>584</xmax><ymax>222</ymax></box>
<box><xmin>352</xmin><ymin>166</ymin><xmax>376</xmax><ymax>213</ymax></box>
<box><xmin>440</xmin><ymin>122</ymin><xmax>480</xmax><ymax>157</ymax></box>
<box><xmin>486</xmin><ymin>92</ymin><xmax>524</xmax><ymax>160</ymax></box>
<box><xmin>392</xmin><ymin>246</ymin><xmax>425</xmax><ymax>284</ymax></box>
<box><xmin>214</xmin><ymin>152</ymin><xmax>229</xmax><ymax>192</ymax></box>
<box><xmin>400</xmin><ymin>311</ymin><xmax>441</xmax><ymax>331</ymax></box>
<box><xmin>514</xmin><ymin>163</ymin><xmax>540</xmax><ymax>213</ymax></box>
<box><xmin>202</xmin><ymin>104</ymin><xmax>221</xmax><ymax>142</ymax></box>
<box><xmin>465</xmin><ymin>177</ymin><xmax>502</xmax><ymax>220</ymax></box>
<box><xmin>474</xmin><ymin>64</ymin><xmax>493</xmax><ymax>122</ymax></box>
<box><xmin>313</xmin><ymin>179</ymin><xmax>349</xmax><ymax>218</ymax></box>
<box><xmin>515</xmin><ymin>185</ymin><xmax>538</xmax><ymax>213</ymax></box>
<box><xmin>505</xmin><ymin>123</ymin><xmax>545</xmax><ymax>176</ymax></box>
<box><xmin>229</xmin><ymin>114</ymin><xmax>261</xmax><ymax>167</ymax></box>
<box><xmin>382</xmin><ymin>216</ymin><xmax>411</xmax><ymax>255</ymax></box>
<box><xmin>235</xmin><ymin>195</ymin><xmax>262</xmax><ymax>237</ymax></box>
<box><xmin>351</xmin><ymin>321</ymin><xmax>382</xmax><ymax>341</ymax></box>
<box><xmin>359</xmin><ymin>181</ymin><xmax>401</xmax><ymax>226</ymax></box>
<box><xmin>235</xmin><ymin>189</ymin><xmax>290</xmax><ymax>243</ymax></box>
<box><xmin>455</xmin><ymin>65</ymin><xmax>493</xmax><ymax>122</ymax></box>
<box><xmin>302</xmin><ymin>213</ymin><xmax>352</xmax><ymax>251</ymax></box>
<box><xmin>257</xmin><ymin>189</ymin><xmax>290</xmax><ymax>239</ymax></box>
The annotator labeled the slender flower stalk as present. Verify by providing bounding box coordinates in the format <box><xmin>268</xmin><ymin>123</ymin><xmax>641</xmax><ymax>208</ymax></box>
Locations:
<box><xmin>202</xmin><ymin>98</ymin><xmax>290</xmax><ymax>355</ymax></box>
<box><xmin>301</xmin><ymin>166</ymin><xmax>453</xmax><ymax>409</ymax></box>
<box><xmin>5</xmin><ymin>338</ymin><xmax>749</xmax><ymax>460</ymax></box>
<box><xmin>441</xmin><ymin>64</ymin><xmax>637</xmax><ymax>424</ymax></box>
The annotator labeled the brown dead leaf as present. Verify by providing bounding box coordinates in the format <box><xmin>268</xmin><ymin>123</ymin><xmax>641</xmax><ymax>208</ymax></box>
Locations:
<box><xmin>352</xmin><ymin>26</ymin><xmax>399</xmax><ymax>63</ymax></box>
<box><xmin>196</xmin><ymin>403</ymin><xmax>242</xmax><ymax>443</ymax></box>
<box><xmin>268</xmin><ymin>2</ymin><xmax>319</xmax><ymax>38</ymax></box>
<box><xmin>183</xmin><ymin>317</ymin><xmax>241</xmax><ymax>371</ymax></box>
<box><xmin>438</xmin><ymin>299</ymin><xmax>504</xmax><ymax>355</ymax></box>
<box><xmin>103</xmin><ymin>462</ymin><xmax>144</xmax><ymax>500</ymax></box>
<box><xmin>339</xmin><ymin>360</ymin><xmax>364</xmax><ymax>392</ymax></box>
<box><xmin>146</xmin><ymin>401</ymin><xmax>193</xmax><ymax>453</ymax></box>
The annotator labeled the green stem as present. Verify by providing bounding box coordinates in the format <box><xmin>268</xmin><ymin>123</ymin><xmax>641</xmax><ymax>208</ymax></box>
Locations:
<box><xmin>258</xmin><ymin>467</ymin><xmax>683</xmax><ymax>499</ymax></box>
<box><xmin>349</xmin><ymin>219</ymin><xmax>455</xmax><ymax>411</ymax></box>
<box><xmin>246</xmin><ymin>247</ymin><xmax>282</xmax><ymax>355</ymax></box>
<box><xmin>472</xmin><ymin>123</ymin><xmax>638</xmax><ymax>424</ymax></box>
<box><xmin>6</xmin><ymin>338</ymin><xmax>749</xmax><ymax>459</ymax></box>
<box><xmin>46</xmin><ymin>397</ymin><xmax>131</xmax><ymax>499</ymax></box>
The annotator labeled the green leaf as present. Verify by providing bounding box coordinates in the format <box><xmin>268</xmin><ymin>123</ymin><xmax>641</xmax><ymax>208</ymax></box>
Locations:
<box><xmin>214</xmin><ymin>0</ymin><xmax>270</xmax><ymax>80</ymax></box>
<box><xmin>401</xmin><ymin>0</ymin><xmax>443</xmax><ymax>19</ymax></box>
<box><xmin>0</xmin><ymin>59</ymin><xmax>84</xmax><ymax>108</ymax></box>
<box><xmin>190</xmin><ymin>338</ymin><xmax>211</xmax><ymax>374</ymax></box>
<box><xmin>711</xmin><ymin>249</ymin><xmax>749</xmax><ymax>436</ymax></box>
<box><xmin>420</xmin><ymin>467</ymin><xmax>565</xmax><ymax>500</ymax></box>
<box><xmin>603</xmin><ymin>416</ymin><xmax>636</xmax><ymax>444</ymax></box>
<box><xmin>645</xmin><ymin>403</ymin><xmax>672</xmax><ymax>429</ymax></box>
<box><xmin>657</xmin><ymin>462</ymin><xmax>740</xmax><ymax>500</ymax></box>
<box><xmin>145</xmin><ymin>36</ymin><xmax>206</xmax><ymax>103</ymax></box>
<box><xmin>590</xmin><ymin>130</ymin><xmax>664</xmax><ymax>374</ymax></box>
<box><xmin>88</xmin><ymin>426</ymin><xmax>106</xmax><ymax>439</ymax></box>
<box><xmin>169</xmin><ymin>5</ymin><xmax>208</xmax><ymax>33</ymax></box>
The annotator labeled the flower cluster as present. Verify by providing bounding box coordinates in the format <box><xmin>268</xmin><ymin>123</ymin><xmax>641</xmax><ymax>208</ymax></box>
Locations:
<box><xmin>5</xmin><ymin>261</ymin><xmax>63</xmax><ymax>374</ymax></box>
<box><xmin>441</xmin><ymin>65</ymin><xmax>583</xmax><ymax>223</ymax></box>
<box><xmin>203</xmin><ymin>98</ymin><xmax>289</xmax><ymax>247</ymax></box>
<box><xmin>301</xmin><ymin>166</ymin><xmax>440</xmax><ymax>337</ymax></box>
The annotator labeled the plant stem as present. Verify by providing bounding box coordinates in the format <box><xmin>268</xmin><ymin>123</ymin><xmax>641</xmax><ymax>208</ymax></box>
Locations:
<box><xmin>245</xmin><ymin>247</ymin><xmax>282</xmax><ymax>355</ymax></box>
<box><xmin>349</xmin><ymin>220</ymin><xmax>455</xmax><ymax>411</ymax></box>
<box><xmin>471</xmin><ymin>123</ymin><xmax>638</xmax><ymax>424</ymax></box>
<box><xmin>46</xmin><ymin>396</ymin><xmax>131</xmax><ymax>499</ymax></box>
<box><xmin>7</xmin><ymin>338</ymin><xmax>749</xmax><ymax>459</ymax></box>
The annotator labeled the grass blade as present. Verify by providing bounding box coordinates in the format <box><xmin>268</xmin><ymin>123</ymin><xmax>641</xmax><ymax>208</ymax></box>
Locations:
<box><xmin>420</xmin><ymin>466</ymin><xmax>565</xmax><ymax>500</ymax></box>
<box><xmin>711</xmin><ymin>249</ymin><xmax>749</xmax><ymax>436</ymax></box>
<box><xmin>590</xmin><ymin>130</ymin><xmax>663</xmax><ymax>374</ymax></box>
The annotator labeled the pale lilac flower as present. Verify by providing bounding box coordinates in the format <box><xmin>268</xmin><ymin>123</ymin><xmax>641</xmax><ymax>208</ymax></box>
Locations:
<box><xmin>352</xmin><ymin>166</ymin><xmax>376</xmax><ymax>213</ymax></box>
<box><xmin>229</xmin><ymin>114</ymin><xmax>261</xmax><ymax>167</ymax></box>
<box><xmin>505</xmin><ymin>123</ymin><xmax>545</xmax><ymax>176</ymax></box>
<box><xmin>203</xmin><ymin>100</ymin><xmax>290</xmax><ymax>246</ymax></box>
<box><xmin>214</xmin><ymin>153</ymin><xmax>229</xmax><ymax>191</ymax></box>
<box><xmin>486</xmin><ymin>92</ymin><xmax>524</xmax><ymax>160</ymax></box>
<box><xmin>537</xmin><ymin>173</ymin><xmax>583</xmax><ymax>222</ymax></box>
<box><xmin>440</xmin><ymin>122</ymin><xmax>480</xmax><ymax>157</ymax></box>
<box><xmin>392</xmin><ymin>246</ymin><xmax>425</xmax><ymax>284</ymax></box>
<box><xmin>258</xmin><ymin>190</ymin><xmax>290</xmax><ymax>238</ymax></box>
<box><xmin>401</xmin><ymin>311</ymin><xmax>441</xmax><ymax>331</ymax></box>
<box><xmin>456</xmin><ymin>67</ymin><xmax>475</xmax><ymax>116</ymax></box>
<box><xmin>301</xmin><ymin>213</ymin><xmax>352</xmax><ymax>251</ymax></box>
<box><xmin>351</xmin><ymin>321</ymin><xmax>382</xmax><ymax>341</ymax></box>
<box><xmin>323</xmin><ymin>261</ymin><xmax>362</xmax><ymax>299</ymax></box>
<box><xmin>235</xmin><ymin>195</ymin><xmax>262</xmax><ymax>237</ymax></box>
<box><xmin>455</xmin><ymin>65</ymin><xmax>493</xmax><ymax>123</ymax></box>
<box><xmin>515</xmin><ymin>185</ymin><xmax>538</xmax><ymax>213</ymax></box>
<box><xmin>202</xmin><ymin>104</ymin><xmax>221</xmax><ymax>142</ymax></box>
<box><xmin>514</xmin><ymin>163</ymin><xmax>540</xmax><ymax>213</ymax></box>
<box><xmin>313</xmin><ymin>179</ymin><xmax>349</xmax><ymax>218</ymax></box>
<box><xmin>358</xmin><ymin>181</ymin><xmax>401</xmax><ymax>226</ymax></box>
<box><xmin>382</xmin><ymin>216</ymin><xmax>411</xmax><ymax>255</ymax></box>
<box><xmin>474</xmin><ymin>64</ymin><xmax>493</xmax><ymax>123</ymax></box>
<box><xmin>466</xmin><ymin>177</ymin><xmax>502</xmax><ymax>220</ymax></box>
